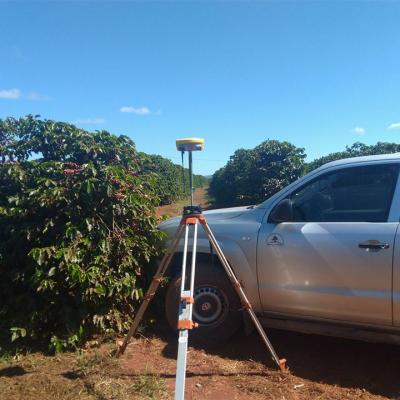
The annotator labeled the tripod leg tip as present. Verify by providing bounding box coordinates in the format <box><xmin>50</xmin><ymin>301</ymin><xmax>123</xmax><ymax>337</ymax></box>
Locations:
<box><xmin>279</xmin><ymin>359</ymin><xmax>287</xmax><ymax>371</ymax></box>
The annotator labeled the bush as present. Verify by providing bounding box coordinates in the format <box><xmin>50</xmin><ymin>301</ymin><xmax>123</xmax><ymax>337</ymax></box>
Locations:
<box><xmin>0</xmin><ymin>116</ymin><xmax>163</xmax><ymax>350</ymax></box>
<box><xmin>209</xmin><ymin>140</ymin><xmax>306</xmax><ymax>207</ymax></box>
<box><xmin>307</xmin><ymin>142</ymin><xmax>400</xmax><ymax>171</ymax></box>
<box><xmin>140</xmin><ymin>153</ymin><xmax>208</xmax><ymax>205</ymax></box>
<box><xmin>209</xmin><ymin>140</ymin><xmax>400</xmax><ymax>208</ymax></box>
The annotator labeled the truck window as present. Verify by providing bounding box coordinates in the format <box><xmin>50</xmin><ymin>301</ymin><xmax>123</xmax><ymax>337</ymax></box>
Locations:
<box><xmin>289</xmin><ymin>164</ymin><xmax>399</xmax><ymax>222</ymax></box>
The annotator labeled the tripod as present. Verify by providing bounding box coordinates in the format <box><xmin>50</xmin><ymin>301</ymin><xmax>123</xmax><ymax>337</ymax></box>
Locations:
<box><xmin>117</xmin><ymin>205</ymin><xmax>286</xmax><ymax>400</ymax></box>
<box><xmin>117</xmin><ymin>138</ymin><xmax>285</xmax><ymax>400</ymax></box>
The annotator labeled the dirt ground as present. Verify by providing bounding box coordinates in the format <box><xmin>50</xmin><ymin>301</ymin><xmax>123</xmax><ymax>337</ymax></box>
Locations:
<box><xmin>121</xmin><ymin>327</ymin><xmax>400</xmax><ymax>400</ymax></box>
<box><xmin>1</xmin><ymin>326</ymin><xmax>400</xmax><ymax>400</ymax></box>
<box><xmin>157</xmin><ymin>187</ymin><xmax>210</xmax><ymax>218</ymax></box>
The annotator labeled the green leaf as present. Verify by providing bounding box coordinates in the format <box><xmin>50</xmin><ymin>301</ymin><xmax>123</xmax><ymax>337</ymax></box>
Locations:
<box><xmin>11</xmin><ymin>331</ymin><xmax>18</xmax><ymax>343</ymax></box>
<box><xmin>10</xmin><ymin>327</ymin><xmax>26</xmax><ymax>342</ymax></box>
<box><xmin>94</xmin><ymin>286</ymin><xmax>106</xmax><ymax>296</ymax></box>
<box><xmin>85</xmin><ymin>218</ymin><xmax>93</xmax><ymax>232</ymax></box>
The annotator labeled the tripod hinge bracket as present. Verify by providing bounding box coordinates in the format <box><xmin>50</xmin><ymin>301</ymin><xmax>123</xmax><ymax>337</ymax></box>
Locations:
<box><xmin>181</xmin><ymin>214</ymin><xmax>206</xmax><ymax>225</ymax></box>
<box><xmin>180</xmin><ymin>295</ymin><xmax>194</xmax><ymax>304</ymax></box>
<box><xmin>177</xmin><ymin>320</ymin><xmax>198</xmax><ymax>330</ymax></box>
<box><xmin>241</xmin><ymin>301</ymin><xmax>252</xmax><ymax>310</ymax></box>
<box><xmin>234</xmin><ymin>281</ymin><xmax>242</xmax><ymax>289</ymax></box>
<box><xmin>144</xmin><ymin>292</ymin><xmax>156</xmax><ymax>301</ymax></box>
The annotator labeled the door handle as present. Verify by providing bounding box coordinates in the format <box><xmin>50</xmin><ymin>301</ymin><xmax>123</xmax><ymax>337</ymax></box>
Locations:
<box><xmin>358</xmin><ymin>240</ymin><xmax>389</xmax><ymax>250</ymax></box>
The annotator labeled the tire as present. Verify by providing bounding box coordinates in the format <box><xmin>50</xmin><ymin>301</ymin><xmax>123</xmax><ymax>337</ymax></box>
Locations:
<box><xmin>165</xmin><ymin>262</ymin><xmax>243</xmax><ymax>345</ymax></box>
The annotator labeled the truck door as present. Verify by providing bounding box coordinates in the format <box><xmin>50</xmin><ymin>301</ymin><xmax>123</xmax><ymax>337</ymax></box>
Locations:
<box><xmin>257</xmin><ymin>163</ymin><xmax>400</xmax><ymax>326</ymax></box>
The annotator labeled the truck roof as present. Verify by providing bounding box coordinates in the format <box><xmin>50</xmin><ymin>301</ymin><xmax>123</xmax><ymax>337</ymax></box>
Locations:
<box><xmin>258</xmin><ymin>153</ymin><xmax>400</xmax><ymax>209</ymax></box>
<box><xmin>316</xmin><ymin>153</ymin><xmax>400</xmax><ymax>171</ymax></box>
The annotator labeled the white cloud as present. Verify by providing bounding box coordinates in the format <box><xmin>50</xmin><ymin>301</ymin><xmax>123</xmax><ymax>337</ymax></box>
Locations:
<box><xmin>0</xmin><ymin>88</ymin><xmax>50</xmax><ymax>101</ymax></box>
<box><xmin>352</xmin><ymin>126</ymin><xmax>365</xmax><ymax>135</ymax></box>
<box><xmin>388</xmin><ymin>122</ymin><xmax>400</xmax><ymax>130</ymax></box>
<box><xmin>75</xmin><ymin>118</ymin><xmax>106</xmax><ymax>124</ymax></box>
<box><xmin>0</xmin><ymin>88</ymin><xmax>21</xmax><ymax>99</ymax></box>
<box><xmin>120</xmin><ymin>106</ymin><xmax>151</xmax><ymax>115</ymax></box>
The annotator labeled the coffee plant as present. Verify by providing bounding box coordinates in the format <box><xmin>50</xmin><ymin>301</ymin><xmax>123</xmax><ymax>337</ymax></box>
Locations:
<box><xmin>0</xmin><ymin>116</ymin><xmax>163</xmax><ymax>351</ymax></box>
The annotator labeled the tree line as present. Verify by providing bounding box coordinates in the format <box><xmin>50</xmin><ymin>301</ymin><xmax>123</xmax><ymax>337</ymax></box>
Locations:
<box><xmin>209</xmin><ymin>140</ymin><xmax>400</xmax><ymax>207</ymax></box>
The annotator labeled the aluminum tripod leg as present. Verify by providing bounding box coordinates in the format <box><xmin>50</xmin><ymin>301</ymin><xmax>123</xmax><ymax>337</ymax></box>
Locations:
<box><xmin>201</xmin><ymin>220</ymin><xmax>286</xmax><ymax>371</ymax></box>
<box><xmin>175</xmin><ymin>221</ymin><xmax>198</xmax><ymax>400</ymax></box>
<box><xmin>117</xmin><ymin>223</ymin><xmax>186</xmax><ymax>356</ymax></box>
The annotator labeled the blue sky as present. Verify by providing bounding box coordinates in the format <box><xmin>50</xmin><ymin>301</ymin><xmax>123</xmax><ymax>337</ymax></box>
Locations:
<box><xmin>1</xmin><ymin>1</ymin><xmax>400</xmax><ymax>175</ymax></box>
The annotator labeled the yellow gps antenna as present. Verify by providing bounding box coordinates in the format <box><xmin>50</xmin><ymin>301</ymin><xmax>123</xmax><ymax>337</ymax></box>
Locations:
<box><xmin>176</xmin><ymin>138</ymin><xmax>205</xmax><ymax>209</ymax></box>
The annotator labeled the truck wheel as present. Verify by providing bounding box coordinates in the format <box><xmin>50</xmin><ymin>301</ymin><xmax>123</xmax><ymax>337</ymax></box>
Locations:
<box><xmin>165</xmin><ymin>263</ymin><xmax>243</xmax><ymax>345</ymax></box>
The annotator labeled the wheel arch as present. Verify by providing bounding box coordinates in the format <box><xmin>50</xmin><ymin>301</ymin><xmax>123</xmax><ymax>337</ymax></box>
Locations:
<box><xmin>166</xmin><ymin>236</ymin><xmax>262</xmax><ymax>312</ymax></box>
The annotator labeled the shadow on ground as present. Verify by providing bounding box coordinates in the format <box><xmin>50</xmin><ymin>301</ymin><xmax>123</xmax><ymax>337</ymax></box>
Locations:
<box><xmin>0</xmin><ymin>366</ymin><xmax>27</xmax><ymax>378</ymax></box>
<box><xmin>159</xmin><ymin>327</ymin><xmax>400</xmax><ymax>399</ymax></box>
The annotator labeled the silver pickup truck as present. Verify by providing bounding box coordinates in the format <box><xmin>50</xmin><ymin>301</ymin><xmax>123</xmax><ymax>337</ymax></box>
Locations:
<box><xmin>159</xmin><ymin>154</ymin><xmax>400</xmax><ymax>344</ymax></box>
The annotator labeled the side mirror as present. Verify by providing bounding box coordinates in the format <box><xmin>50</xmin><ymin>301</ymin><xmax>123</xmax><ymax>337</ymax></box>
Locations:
<box><xmin>269</xmin><ymin>199</ymin><xmax>293</xmax><ymax>223</ymax></box>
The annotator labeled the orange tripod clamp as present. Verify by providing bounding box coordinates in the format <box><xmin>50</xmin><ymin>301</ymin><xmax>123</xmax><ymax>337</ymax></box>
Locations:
<box><xmin>177</xmin><ymin>320</ymin><xmax>198</xmax><ymax>330</ymax></box>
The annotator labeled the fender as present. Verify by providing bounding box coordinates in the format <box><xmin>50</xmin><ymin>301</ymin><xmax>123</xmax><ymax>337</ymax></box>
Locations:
<box><xmin>171</xmin><ymin>234</ymin><xmax>262</xmax><ymax>312</ymax></box>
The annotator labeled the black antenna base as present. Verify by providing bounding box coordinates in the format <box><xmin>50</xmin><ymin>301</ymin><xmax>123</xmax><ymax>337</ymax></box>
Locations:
<box><xmin>183</xmin><ymin>205</ymin><xmax>202</xmax><ymax>216</ymax></box>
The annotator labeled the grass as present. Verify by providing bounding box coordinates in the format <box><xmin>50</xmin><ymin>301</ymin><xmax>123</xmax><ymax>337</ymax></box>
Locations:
<box><xmin>0</xmin><ymin>346</ymin><xmax>25</xmax><ymax>365</ymax></box>
<box><xmin>0</xmin><ymin>342</ymin><xmax>170</xmax><ymax>400</ymax></box>
<box><xmin>75</xmin><ymin>350</ymin><xmax>114</xmax><ymax>377</ymax></box>
<box><xmin>0</xmin><ymin>350</ymin><xmax>14</xmax><ymax>365</ymax></box>
<box><xmin>132</xmin><ymin>372</ymin><xmax>168</xmax><ymax>400</ymax></box>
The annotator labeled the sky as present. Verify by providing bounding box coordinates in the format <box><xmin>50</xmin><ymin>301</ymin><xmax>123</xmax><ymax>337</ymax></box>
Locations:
<box><xmin>1</xmin><ymin>1</ymin><xmax>400</xmax><ymax>175</ymax></box>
